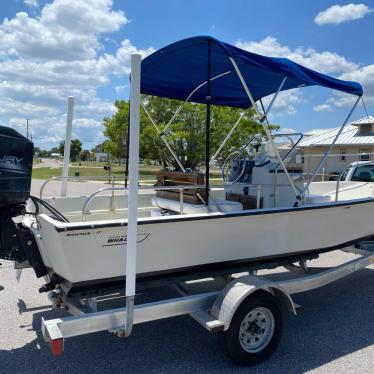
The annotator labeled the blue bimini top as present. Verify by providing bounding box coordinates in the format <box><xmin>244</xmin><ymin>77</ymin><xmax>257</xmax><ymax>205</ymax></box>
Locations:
<box><xmin>140</xmin><ymin>36</ymin><xmax>363</xmax><ymax>108</ymax></box>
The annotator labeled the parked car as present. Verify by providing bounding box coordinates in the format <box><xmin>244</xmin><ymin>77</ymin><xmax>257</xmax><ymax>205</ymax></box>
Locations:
<box><xmin>329</xmin><ymin>161</ymin><xmax>374</xmax><ymax>182</ymax></box>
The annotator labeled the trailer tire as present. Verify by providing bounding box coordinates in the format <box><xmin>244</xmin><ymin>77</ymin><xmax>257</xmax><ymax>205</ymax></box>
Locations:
<box><xmin>218</xmin><ymin>291</ymin><xmax>282</xmax><ymax>366</ymax></box>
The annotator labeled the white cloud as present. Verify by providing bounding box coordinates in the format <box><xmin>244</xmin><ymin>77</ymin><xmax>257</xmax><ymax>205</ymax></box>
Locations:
<box><xmin>75</xmin><ymin>100</ymin><xmax>116</xmax><ymax>116</ymax></box>
<box><xmin>24</xmin><ymin>0</ymin><xmax>38</xmax><ymax>7</ymax></box>
<box><xmin>41</xmin><ymin>0</ymin><xmax>127</xmax><ymax>34</ymax></box>
<box><xmin>330</xmin><ymin>94</ymin><xmax>358</xmax><ymax>108</ymax></box>
<box><xmin>340</xmin><ymin>64</ymin><xmax>374</xmax><ymax>104</ymax></box>
<box><xmin>236</xmin><ymin>37</ymin><xmax>357</xmax><ymax>74</ymax></box>
<box><xmin>275</xmin><ymin>127</ymin><xmax>298</xmax><ymax>134</ymax></box>
<box><xmin>264</xmin><ymin>90</ymin><xmax>303</xmax><ymax>116</ymax></box>
<box><xmin>315</xmin><ymin>3</ymin><xmax>373</xmax><ymax>25</ymax></box>
<box><xmin>318</xmin><ymin>64</ymin><xmax>374</xmax><ymax>109</ymax></box>
<box><xmin>0</xmin><ymin>0</ymin><xmax>153</xmax><ymax>149</ymax></box>
<box><xmin>237</xmin><ymin>37</ymin><xmax>290</xmax><ymax>58</ymax></box>
<box><xmin>115</xmin><ymin>85</ymin><xmax>127</xmax><ymax>94</ymax></box>
<box><xmin>314</xmin><ymin>104</ymin><xmax>333</xmax><ymax>112</ymax></box>
<box><xmin>97</xmin><ymin>39</ymin><xmax>154</xmax><ymax>76</ymax></box>
<box><xmin>0</xmin><ymin>0</ymin><xmax>128</xmax><ymax>61</ymax></box>
<box><xmin>254</xmin><ymin>89</ymin><xmax>303</xmax><ymax>119</ymax></box>
<box><xmin>236</xmin><ymin>37</ymin><xmax>359</xmax><ymax>115</ymax></box>
<box><xmin>74</xmin><ymin>118</ymin><xmax>103</xmax><ymax>129</ymax></box>
<box><xmin>236</xmin><ymin>36</ymin><xmax>374</xmax><ymax>115</ymax></box>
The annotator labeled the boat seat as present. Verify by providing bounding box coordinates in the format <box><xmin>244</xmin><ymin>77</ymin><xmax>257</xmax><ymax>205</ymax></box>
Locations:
<box><xmin>152</xmin><ymin>196</ymin><xmax>243</xmax><ymax>214</ymax></box>
<box><xmin>304</xmin><ymin>194</ymin><xmax>332</xmax><ymax>204</ymax></box>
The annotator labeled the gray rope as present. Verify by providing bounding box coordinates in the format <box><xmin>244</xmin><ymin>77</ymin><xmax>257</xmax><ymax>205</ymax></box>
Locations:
<box><xmin>361</xmin><ymin>96</ymin><xmax>370</xmax><ymax>118</ymax></box>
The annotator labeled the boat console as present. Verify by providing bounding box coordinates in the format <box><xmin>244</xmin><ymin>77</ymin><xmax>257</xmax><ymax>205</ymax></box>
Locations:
<box><xmin>221</xmin><ymin>141</ymin><xmax>333</xmax><ymax>208</ymax></box>
<box><xmin>224</xmin><ymin>158</ymin><xmax>305</xmax><ymax>208</ymax></box>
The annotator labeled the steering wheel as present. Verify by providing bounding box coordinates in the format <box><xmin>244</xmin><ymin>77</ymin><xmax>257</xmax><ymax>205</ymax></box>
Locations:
<box><xmin>222</xmin><ymin>150</ymin><xmax>247</xmax><ymax>184</ymax></box>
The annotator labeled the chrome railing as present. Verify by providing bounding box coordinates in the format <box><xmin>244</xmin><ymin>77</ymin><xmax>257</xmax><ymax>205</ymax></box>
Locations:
<box><xmin>81</xmin><ymin>184</ymin><xmax>207</xmax><ymax>221</ymax></box>
<box><xmin>80</xmin><ymin>183</ymin><xmax>276</xmax><ymax>221</ymax></box>
<box><xmin>82</xmin><ymin>186</ymin><xmax>128</xmax><ymax>220</ymax></box>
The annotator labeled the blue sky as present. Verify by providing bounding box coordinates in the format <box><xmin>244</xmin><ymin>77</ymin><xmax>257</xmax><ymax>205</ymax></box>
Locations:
<box><xmin>0</xmin><ymin>0</ymin><xmax>373</xmax><ymax>149</ymax></box>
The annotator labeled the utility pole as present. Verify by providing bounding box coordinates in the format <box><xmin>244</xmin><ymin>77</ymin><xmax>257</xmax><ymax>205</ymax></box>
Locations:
<box><xmin>26</xmin><ymin>118</ymin><xmax>29</xmax><ymax>139</ymax></box>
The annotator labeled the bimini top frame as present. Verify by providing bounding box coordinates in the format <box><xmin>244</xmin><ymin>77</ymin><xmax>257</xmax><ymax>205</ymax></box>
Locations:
<box><xmin>138</xmin><ymin>36</ymin><xmax>363</xmax><ymax>204</ymax></box>
<box><xmin>140</xmin><ymin>36</ymin><xmax>362</xmax><ymax>106</ymax></box>
<box><xmin>123</xmin><ymin>36</ymin><xmax>364</xmax><ymax>337</ymax></box>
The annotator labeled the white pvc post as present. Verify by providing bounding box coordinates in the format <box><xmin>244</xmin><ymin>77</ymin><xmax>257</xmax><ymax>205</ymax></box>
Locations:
<box><xmin>61</xmin><ymin>96</ymin><xmax>75</xmax><ymax>197</ymax></box>
<box><xmin>125</xmin><ymin>54</ymin><xmax>141</xmax><ymax>331</ymax></box>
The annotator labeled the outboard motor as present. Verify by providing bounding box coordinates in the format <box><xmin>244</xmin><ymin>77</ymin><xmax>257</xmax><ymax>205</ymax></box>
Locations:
<box><xmin>0</xmin><ymin>126</ymin><xmax>46</xmax><ymax>277</ymax></box>
<box><xmin>0</xmin><ymin>125</ymin><xmax>33</xmax><ymax>206</ymax></box>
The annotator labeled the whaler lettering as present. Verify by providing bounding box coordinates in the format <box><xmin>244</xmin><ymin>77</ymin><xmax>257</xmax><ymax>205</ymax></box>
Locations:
<box><xmin>103</xmin><ymin>233</ymin><xmax>150</xmax><ymax>247</ymax></box>
<box><xmin>107</xmin><ymin>236</ymin><xmax>126</xmax><ymax>243</ymax></box>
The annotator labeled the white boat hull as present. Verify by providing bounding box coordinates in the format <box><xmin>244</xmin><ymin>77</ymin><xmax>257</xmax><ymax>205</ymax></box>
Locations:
<box><xmin>33</xmin><ymin>198</ymin><xmax>374</xmax><ymax>286</ymax></box>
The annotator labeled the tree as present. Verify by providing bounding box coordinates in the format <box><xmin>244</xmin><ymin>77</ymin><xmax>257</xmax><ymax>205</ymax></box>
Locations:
<box><xmin>102</xmin><ymin>100</ymin><xmax>129</xmax><ymax>161</ymax></box>
<box><xmin>102</xmin><ymin>97</ymin><xmax>278</xmax><ymax>171</ymax></box>
<box><xmin>33</xmin><ymin>146</ymin><xmax>41</xmax><ymax>156</ymax></box>
<box><xmin>33</xmin><ymin>146</ymin><xmax>49</xmax><ymax>157</ymax></box>
<box><xmin>49</xmin><ymin>147</ymin><xmax>60</xmax><ymax>156</ymax></box>
<box><xmin>91</xmin><ymin>143</ymin><xmax>104</xmax><ymax>153</ymax></box>
<box><xmin>39</xmin><ymin>149</ymin><xmax>49</xmax><ymax>157</ymax></box>
<box><xmin>59</xmin><ymin>139</ymin><xmax>83</xmax><ymax>162</ymax></box>
<box><xmin>80</xmin><ymin>150</ymin><xmax>91</xmax><ymax>162</ymax></box>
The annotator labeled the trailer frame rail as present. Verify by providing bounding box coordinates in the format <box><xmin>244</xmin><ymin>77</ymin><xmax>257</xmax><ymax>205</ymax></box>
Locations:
<box><xmin>41</xmin><ymin>244</ymin><xmax>374</xmax><ymax>357</ymax></box>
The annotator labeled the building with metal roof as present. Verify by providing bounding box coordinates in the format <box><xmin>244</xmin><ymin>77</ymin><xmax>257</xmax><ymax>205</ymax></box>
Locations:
<box><xmin>293</xmin><ymin>116</ymin><xmax>374</xmax><ymax>179</ymax></box>
<box><xmin>299</xmin><ymin>115</ymin><xmax>374</xmax><ymax>147</ymax></box>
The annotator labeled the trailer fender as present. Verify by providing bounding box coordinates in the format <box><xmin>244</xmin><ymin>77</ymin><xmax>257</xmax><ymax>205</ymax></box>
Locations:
<box><xmin>210</xmin><ymin>275</ymin><xmax>296</xmax><ymax>331</ymax></box>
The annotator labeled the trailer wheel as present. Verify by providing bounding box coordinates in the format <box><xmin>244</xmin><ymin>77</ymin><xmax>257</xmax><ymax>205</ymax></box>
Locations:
<box><xmin>218</xmin><ymin>291</ymin><xmax>282</xmax><ymax>366</ymax></box>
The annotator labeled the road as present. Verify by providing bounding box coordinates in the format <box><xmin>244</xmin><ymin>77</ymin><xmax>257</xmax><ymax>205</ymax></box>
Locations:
<box><xmin>33</xmin><ymin>158</ymin><xmax>63</xmax><ymax>168</ymax></box>
<box><xmin>32</xmin><ymin>178</ymin><xmax>115</xmax><ymax>198</ymax></box>
<box><xmin>0</xmin><ymin>180</ymin><xmax>373</xmax><ymax>373</ymax></box>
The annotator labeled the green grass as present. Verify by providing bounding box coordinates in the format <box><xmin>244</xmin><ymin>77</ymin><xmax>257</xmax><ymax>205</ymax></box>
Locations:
<box><xmin>32</xmin><ymin>165</ymin><xmax>223</xmax><ymax>184</ymax></box>
<box><xmin>32</xmin><ymin>166</ymin><xmax>153</xmax><ymax>180</ymax></box>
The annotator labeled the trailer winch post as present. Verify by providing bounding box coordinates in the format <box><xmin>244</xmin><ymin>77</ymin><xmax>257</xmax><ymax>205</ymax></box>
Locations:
<box><xmin>123</xmin><ymin>53</ymin><xmax>142</xmax><ymax>337</ymax></box>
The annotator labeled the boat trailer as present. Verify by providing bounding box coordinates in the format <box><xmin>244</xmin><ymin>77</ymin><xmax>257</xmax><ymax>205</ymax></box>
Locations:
<box><xmin>42</xmin><ymin>242</ymin><xmax>374</xmax><ymax>366</ymax></box>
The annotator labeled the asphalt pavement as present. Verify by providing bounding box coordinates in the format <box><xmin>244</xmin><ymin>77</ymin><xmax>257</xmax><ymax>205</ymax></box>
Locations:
<box><xmin>33</xmin><ymin>158</ymin><xmax>63</xmax><ymax>168</ymax></box>
<box><xmin>0</xmin><ymin>181</ymin><xmax>373</xmax><ymax>373</ymax></box>
<box><xmin>33</xmin><ymin>178</ymin><xmax>116</xmax><ymax>198</ymax></box>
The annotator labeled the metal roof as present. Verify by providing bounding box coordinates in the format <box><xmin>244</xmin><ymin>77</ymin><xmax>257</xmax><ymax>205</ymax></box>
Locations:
<box><xmin>349</xmin><ymin>115</ymin><xmax>374</xmax><ymax>126</ymax></box>
<box><xmin>300</xmin><ymin>116</ymin><xmax>374</xmax><ymax>147</ymax></box>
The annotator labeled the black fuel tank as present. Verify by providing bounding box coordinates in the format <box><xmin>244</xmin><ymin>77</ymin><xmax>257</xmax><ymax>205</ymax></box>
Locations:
<box><xmin>0</xmin><ymin>125</ymin><xmax>33</xmax><ymax>206</ymax></box>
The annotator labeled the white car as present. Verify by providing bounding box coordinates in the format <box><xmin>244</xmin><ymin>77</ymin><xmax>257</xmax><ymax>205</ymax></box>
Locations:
<box><xmin>339</xmin><ymin>161</ymin><xmax>374</xmax><ymax>182</ymax></box>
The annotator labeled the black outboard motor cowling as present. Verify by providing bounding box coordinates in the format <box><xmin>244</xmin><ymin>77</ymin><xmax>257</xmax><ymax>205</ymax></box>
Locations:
<box><xmin>0</xmin><ymin>125</ymin><xmax>33</xmax><ymax>206</ymax></box>
<box><xmin>0</xmin><ymin>126</ymin><xmax>47</xmax><ymax>278</ymax></box>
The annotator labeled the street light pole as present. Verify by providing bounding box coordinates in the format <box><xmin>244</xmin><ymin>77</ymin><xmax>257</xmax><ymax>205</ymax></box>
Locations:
<box><xmin>26</xmin><ymin>119</ymin><xmax>29</xmax><ymax>139</ymax></box>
